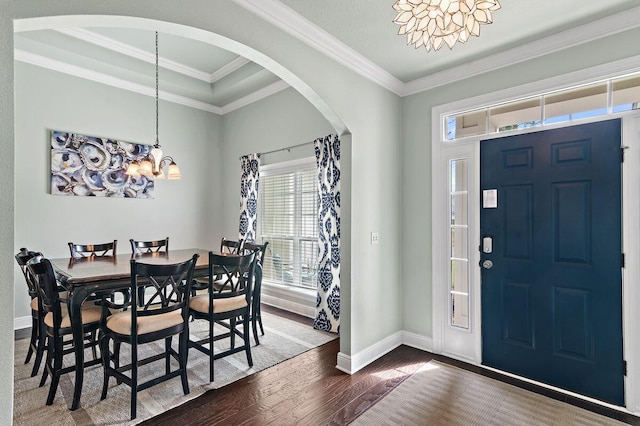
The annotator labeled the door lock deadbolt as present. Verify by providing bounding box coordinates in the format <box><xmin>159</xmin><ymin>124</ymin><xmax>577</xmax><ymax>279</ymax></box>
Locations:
<box><xmin>481</xmin><ymin>259</ymin><xmax>494</xmax><ymax>269</ymax></box>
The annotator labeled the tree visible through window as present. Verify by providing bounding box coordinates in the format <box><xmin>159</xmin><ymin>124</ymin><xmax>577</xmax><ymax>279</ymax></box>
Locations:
<box><xmin>258</xmin><ymin>158</ymin><xmax>318</xmax><ymax>289</ymax></box>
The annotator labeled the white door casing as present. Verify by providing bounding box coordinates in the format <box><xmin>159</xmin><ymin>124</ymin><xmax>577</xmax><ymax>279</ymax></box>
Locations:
<box><xmin>431</xmin><ymin>59</ymin><xmax>640</xmax><ymax>413</ymax></box>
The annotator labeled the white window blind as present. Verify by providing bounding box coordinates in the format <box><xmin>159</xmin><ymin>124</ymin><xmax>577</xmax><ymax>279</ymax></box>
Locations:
<box><xmin>258</xmin><ymin>158</ymin><xmax>318</xmax><ymax>289</ymax></box>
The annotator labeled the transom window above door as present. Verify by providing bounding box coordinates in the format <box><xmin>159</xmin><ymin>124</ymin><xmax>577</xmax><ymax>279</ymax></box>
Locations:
<box><xmin>445</xmin><ymin>73</ymin><xmax>640</xmax><ymax>141</ymax></box>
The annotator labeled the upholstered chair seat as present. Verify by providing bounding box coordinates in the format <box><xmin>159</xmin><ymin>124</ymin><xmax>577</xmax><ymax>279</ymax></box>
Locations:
<box><xmin>105</xmin><ymin>309</ymin><xmax>183</xmax><ymax>336</ymax></box>
<box><xmin>43</xmin><ymin>303</ymin><xmax>101</xmax><ymax>329</ymax></box>
<box><xmin>189</xmin><ymin>294</ymin><xmax>247</xmax><ymax>315</ymax></box>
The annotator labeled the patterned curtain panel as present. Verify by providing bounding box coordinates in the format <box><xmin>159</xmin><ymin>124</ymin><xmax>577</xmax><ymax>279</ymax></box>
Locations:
<box><xmin>313</xmin><ymin>134</ymin><xmax>341</xmax><ymax>334</ymax></box>
<box><xmin>239</xmin><ymin>153</ymin><xmax>260</xmax><ymax>243</ymax></box>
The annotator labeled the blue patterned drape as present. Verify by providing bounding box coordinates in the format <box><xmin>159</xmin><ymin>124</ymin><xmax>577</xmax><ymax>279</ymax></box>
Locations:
<box><xmin>239</xmin><ymin>153</ymin><xmax>260</xmax><ymax>243</ymax></box>
<box><xmin>313</xmin><ymin>134</ymin><xmax>340</xmax><ymax>334</ymax></box>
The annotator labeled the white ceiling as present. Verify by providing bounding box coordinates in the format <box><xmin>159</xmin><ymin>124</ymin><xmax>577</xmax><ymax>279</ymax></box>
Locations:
<box><xmin>14</xmin><ymin>0</ymin><xmax>640</xmax><ymax>114</ymax></box>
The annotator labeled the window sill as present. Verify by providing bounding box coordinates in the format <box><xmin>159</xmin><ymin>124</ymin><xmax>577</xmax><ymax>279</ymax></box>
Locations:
<box><xmin>261</xmin><ymin>280</ymin><xmax>316</xmax><ymax>318</ymax></box>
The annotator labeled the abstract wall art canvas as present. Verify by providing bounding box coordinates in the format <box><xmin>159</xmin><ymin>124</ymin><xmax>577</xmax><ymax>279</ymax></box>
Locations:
<box><xmin>50</xmin><ymin>131</ymin><xmax>154</xmax><ymax>198</ymax></box>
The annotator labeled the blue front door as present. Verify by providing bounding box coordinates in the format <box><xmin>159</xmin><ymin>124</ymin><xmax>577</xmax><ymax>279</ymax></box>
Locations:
<box><xmin>480</xmin><ymin>119</ymin><xmax>624</xmax><ymax>405</ymax></box>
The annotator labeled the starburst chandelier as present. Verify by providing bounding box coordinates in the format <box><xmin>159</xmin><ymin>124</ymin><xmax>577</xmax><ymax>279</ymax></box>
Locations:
<box><xmin>392</xmin><ymin>0</ymin><xmax>501</xmax><ymax>52</ymax></box>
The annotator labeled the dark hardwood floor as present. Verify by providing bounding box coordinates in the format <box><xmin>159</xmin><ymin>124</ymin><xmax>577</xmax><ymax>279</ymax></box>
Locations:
<box><xmin>140</xmin><ymin>306</ymin><xmax>640</xmax><ymax>425</ymax></box>
<box><xmin>15</xmin><ymin>305</ymin><xmax>640</xmax><ymax>425</ymax></box>
<box><xmin>140</xmin><ymin>305</ymin><xmax>427</xmax><ymax>426</ymax></box>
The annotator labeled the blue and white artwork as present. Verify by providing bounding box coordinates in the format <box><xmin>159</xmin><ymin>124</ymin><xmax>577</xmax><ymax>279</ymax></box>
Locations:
<box><xmin>50</xmin><ymin>131</ymin><xmax>154</xmax><ymax>198</ymax></box>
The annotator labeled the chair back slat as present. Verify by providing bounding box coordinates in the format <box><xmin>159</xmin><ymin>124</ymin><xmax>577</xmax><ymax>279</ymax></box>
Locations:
<box><xmin>27</xmin><ymin>257</ymin><xmax>63</xmax><ymax>329</ymax></box>
<box><xmin>130</xmin><ymin>254</ymin><xmax>198</xmax><ymax>325</ymax></box>
<box><xmin>15</xmin><ymin>248</ymin><xmax>43</xmax><ymax>297</ymax></box>
<box><xmin>130</xmin><ymin>237</ymin><xmax>169</xmax><ymax>255</ymax></box>
<box><xmin>220</xmin><ymin>238</ymin><xmax>244</xmax><ymax>255</ymax></box>
<box><xmin>209</xmin><ymin>251</ymin><xmax>257</xmax><ymax>301</ymax></box>
<box><xmin>68</xmin><ymin>240</ymin><xmax>117</xmax><ymax>259</ymax></box>
<box><xmin>243</xmin><ymin>241</ymin><xmax>268</xmax><ymax>266</ymax></box>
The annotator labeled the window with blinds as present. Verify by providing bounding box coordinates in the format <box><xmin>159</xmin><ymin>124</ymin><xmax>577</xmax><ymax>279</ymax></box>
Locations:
<box><xmin>258</xmin><ymin>157</ymin><xmax>318</xmax><ymax>289</ymax></box>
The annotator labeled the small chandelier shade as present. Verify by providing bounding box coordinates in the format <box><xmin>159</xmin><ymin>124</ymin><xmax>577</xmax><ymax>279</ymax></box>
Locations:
<box><xmin>125</xmin><ymin>31</ymin><xmax>182</xmax><ymax>180</ymax></box>
<box><xmin>393</xmin><ymin>0</ymin><xmax>501</xmax><ymax>52</ymax></box>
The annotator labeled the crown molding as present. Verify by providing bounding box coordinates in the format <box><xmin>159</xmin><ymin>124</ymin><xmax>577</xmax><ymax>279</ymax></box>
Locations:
<box><xmin>14</xmin><ymin>49</ymin><xmax>223</xmax><ymax>114</ymax></box>
<box><xmin>54</xmin><ymin>28</ymin><xmax>214</xmax><ymax>83</ymax></box>
<box><xmin>231</xmin><ymin>0</ymin><xmax>405</xmax><ymax>96</ymax></box>
<box><xmin>403</xmin><ymin>5</ymin><xmax>640</xmax><ymax>96</ymax></box>
<box><xmin>221</xmin><ymin>79</ymin><xmax>290</xmax><ymax>114</ymax></box>
<box><xmin>210</xmin><ymin>56</ymin><xmax>251</xmax><ymax>83</ymax></box>
<box><xmin>235</xmin><ymin>1</ymin><xmax>640</xmax><ymax>97</ymax></box>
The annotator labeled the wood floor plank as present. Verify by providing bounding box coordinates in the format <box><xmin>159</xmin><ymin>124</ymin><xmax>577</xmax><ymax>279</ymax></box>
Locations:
<box><xmin>140</xmin><ymin>309</ymin><xmax>638</xmax><ymax>426</ymax></box>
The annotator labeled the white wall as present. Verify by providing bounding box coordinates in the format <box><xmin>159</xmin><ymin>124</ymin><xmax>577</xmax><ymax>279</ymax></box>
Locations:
<box><xmin>13</xmin><ymin>62</ymin><xmax>223</xmax><ymax>319</ymax></box>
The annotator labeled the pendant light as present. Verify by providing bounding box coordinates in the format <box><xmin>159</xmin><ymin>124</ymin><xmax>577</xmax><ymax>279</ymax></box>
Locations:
<box><xmin>125</xmin><ymin>31</ymin><xmax>182</xmax><ymax>180</ymax></box>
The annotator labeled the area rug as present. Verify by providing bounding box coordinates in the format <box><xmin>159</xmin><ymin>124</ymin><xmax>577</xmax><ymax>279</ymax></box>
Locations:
<box><xmin>13</xmin><ymin>311</ymin><xmax>336</xmax><ymax>425</ymax></box>
<box><xmin>350</xmin><ymin>360</ymin><xmax>626</xmax><ymax>426</ymax></box>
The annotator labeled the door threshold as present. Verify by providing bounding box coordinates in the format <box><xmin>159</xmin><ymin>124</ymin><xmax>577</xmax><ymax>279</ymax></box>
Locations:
<box><xmin>430</xmin><ymin>352</ymin><xmax>639</xmax><ymax>424</ymax></box>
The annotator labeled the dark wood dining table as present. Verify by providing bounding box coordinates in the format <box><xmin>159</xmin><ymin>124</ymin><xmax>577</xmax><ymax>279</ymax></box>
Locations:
<box><xmin>50</xmin><ymin>248</ymin><xmax>210</xmax><ymax>410</ymax></box>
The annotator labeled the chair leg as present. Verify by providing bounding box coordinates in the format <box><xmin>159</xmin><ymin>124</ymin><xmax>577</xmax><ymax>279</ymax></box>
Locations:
<box><xmin>165</xmin><ymin>337</ymin><xmax>172</xmax><ymax>375</ymax></box>
<box><xmin>39</xmin><ymin>335</ymin><xmax>51</xmax><ymax>387</ymax></box>
<box><xmin>46</xmin><ymin>337</ymin><xmax>63</xmax><ymax>405</ymax></box>
<box><xmin>90</xmin><ymin>330</ymin><xmax>98</xmax><ymax>360</ymax></box>
<box><xmin>255</xmin><ymin>298</ymin><xmax>264</xmax><ymax>336</ymax></box>
<box><xmin>100</xmin><ymin>334</ymin><xmax>111</xmax><ymax>401</ymax></box>
<box><xmin>179</xmin><ymin>331</ymin><xmax>189</xmax><ymax>395</ymax></box>
<box><xmin>209</xmin><ymin>319</ymin><xmax>214</xmax><ymax>382</ymax></box>
<box><xmin>244</xmin><ymin>316</ymin><xmax>253</xmax><ymax>367</ymax></box>
<box><xmin>31</xmin><ymin>319</ymin><xmax>47</xmax><ymax>377</ymax></box>
<box><xmin>131</xmin><ymin>387</ymin><xmax>137</xmax><ymax>421</ymax></box>
<box><xmin>130</xmin><ymin>342</ymin><xmax>138</xmax><ymax>420</ymax></box>
<box><xmin>258</xmin><ymin>313</ymin><xmax>264</xmax><ymax>336</ymax></box>
<box><xmin>25</xmin><ymin>314</ymin><xmax>38</xmax><ymax>364</ymax></box>
<box><xmin>230</xmin><ymin>317</ymin><xmax>236</xmax><ymax>349</ymax></box>
<box><xmin>252</xmin><ymin>314</ymin><xmax>260</xmax><ymax>346</ymax></box>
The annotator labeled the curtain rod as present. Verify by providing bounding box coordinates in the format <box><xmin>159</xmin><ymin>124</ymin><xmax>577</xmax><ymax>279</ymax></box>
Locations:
<box><xmin>239</xmin><ymin>140</ymin><xmax>315</xmax><ymax>160</ymax></box>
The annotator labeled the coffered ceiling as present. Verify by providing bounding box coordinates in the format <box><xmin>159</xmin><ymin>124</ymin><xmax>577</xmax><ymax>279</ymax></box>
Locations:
<box><xmin>14</xmin><ymin>0</ymin><xmax>640</xmax><ymax>114</ymax></box>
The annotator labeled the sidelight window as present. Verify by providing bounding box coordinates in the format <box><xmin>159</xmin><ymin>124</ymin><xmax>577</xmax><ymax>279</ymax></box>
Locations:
<box><xmin>450</xmin><ymin>158</ymin><xmax>470</xmax><ymax>329</ymax></box>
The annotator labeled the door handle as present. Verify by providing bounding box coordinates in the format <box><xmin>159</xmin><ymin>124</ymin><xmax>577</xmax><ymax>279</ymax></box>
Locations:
<box><xmin>481</xmin><ymin>259</ymin><xmax>494</xmax><ymax>269</ymax></box>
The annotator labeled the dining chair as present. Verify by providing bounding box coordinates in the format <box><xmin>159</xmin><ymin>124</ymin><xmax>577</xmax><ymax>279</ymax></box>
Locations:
<box><xmin>99</xmin><ymin>254</ymin><xmax>198</xmax><ymax>420</ymax></box>
<box><xmin>220</xmin><ymin>237</ymin><xmax>244</xmax><ymax>254</ymax></box>
<box><xmin>189</xmin><ymin>250</ymin><xmax>258</xmax><ymax>382</ymax></box>
<box><xmin>243</xmin><ymin>241</ymin><xmax>268</xmax><ymax>345</ymax></box>
<box><xmin>191</xmin><ymin>237</ymin><xmax>244</xmax><ymax>295</ymax></box>
<box><xmin>129</xmin><ymin>237</ymin><xmax>169</xmax><ymax>255</ymax></box>
<box><xmin>68</xmin><ymin>240</ymin><xmax>117</xmax><ymax>258</ymax></box>
<box><xmin>15</xmin><ymin>248</ymin><xmax>46</xmax><ymax>377</ymax></box>
<box><xmin>26</xmin><ymin>256</ymin><xmax>103</xmax><ymax>406</ymax></box>
<box><xmin>129</xmin><ymin>237</ymin><xmax>169</xmax><ymax>305</ymax></box>
<box><xmin>68</xmin><ymin>239</ymin><xmax>124</xmax><ymax>337</ymax></box>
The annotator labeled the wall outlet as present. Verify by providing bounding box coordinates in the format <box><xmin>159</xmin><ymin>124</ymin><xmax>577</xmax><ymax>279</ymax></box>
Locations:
<box><xmin>371</xmin><ymin>232</ymin><xmax>379</xmax><ymax>244</ymax></box>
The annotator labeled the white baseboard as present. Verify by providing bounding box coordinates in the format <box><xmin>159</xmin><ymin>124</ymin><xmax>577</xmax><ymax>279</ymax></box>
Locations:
<box><xmin>337</xmin><ymin>331</ymin><xmax>403</xmax><ymax>374</ymax></box>
<box><xmin>401</xmin><ymin>330</ymin><xmax>433</xmax><ymax>352</ymax></box>
<box><xmin>336</xmin><ymin>330</ymin><xmax>433</xmax><ymax>375</ymax></box>
<box><xmin>14</xmin><ymin>315</ymin><xmax>31</xmax><ymax>331</ymax></box>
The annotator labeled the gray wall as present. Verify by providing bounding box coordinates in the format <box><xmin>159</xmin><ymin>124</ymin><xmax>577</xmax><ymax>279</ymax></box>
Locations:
<box><xmin>401</xmin><ymin>26</ymin><xmax>640</xmax><ymax>338</ymax></box>
<box><xmin>7</xmin><ymin>2</ymin><xmax>637</xmax><ymax>423</ymax></box>
<box><xmin>6</xmin><ymin>0</ymin><xmax>397</xmax><ymax>418</ymax></box>
<box><xmin>13</xmin><ymin>62</ymin><xmax>224</xmax><ymax>320</ymax></box>
<box><xmin>220</xmin><ymin>87</ymin><xmax>335</xmax><ymax>238</ymax></box>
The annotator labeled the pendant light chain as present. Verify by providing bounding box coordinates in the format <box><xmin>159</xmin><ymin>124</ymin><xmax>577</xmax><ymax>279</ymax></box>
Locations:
<box><xmin>155</xmin><ymin>31</ymin><xmax>160</xmax><ymax>149</ymax></box>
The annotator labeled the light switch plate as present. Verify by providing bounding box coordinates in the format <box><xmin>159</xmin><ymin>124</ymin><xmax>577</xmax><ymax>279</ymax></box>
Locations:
<box><xmin>371</xmin><ymin>232</ymin><xmax>379</xmax><ymax>244</ymax></box>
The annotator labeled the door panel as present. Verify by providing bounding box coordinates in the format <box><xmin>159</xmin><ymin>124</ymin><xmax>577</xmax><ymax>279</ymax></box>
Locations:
<box><xmin>481</xmin><ymin>119</ymin><xmax>624</xmax><ymax>405</ymax></box>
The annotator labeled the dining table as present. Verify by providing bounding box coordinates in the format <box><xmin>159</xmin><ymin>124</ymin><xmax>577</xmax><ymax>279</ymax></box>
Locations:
<box><xmin>50</xmin><ymin>248</ymin><xmax>210</xmax><ymax>411</ymax></box>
